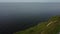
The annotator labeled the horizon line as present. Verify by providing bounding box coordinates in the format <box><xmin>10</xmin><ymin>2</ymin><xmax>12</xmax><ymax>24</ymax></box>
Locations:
<box><xmin>0</xmin><ymin>2</ymin><xmax>60</xmax><ymax>3</ymax></box>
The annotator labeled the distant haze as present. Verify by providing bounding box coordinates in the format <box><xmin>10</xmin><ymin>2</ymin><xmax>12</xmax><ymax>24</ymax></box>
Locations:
<box><xmin>0</xmin><ymin>0</ymin><xmax>60</xmax><ymax>2</ymax></box>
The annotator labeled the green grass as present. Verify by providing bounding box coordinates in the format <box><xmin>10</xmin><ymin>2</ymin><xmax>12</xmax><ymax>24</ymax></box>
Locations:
<box><xmin>14</xmin><ymin>22</ymin><xmax>47</xmax><ymax>34</ymax></box>
<box><xmin>14</xmin><ymin>16</ymin><xmax>60</xmax><ymax>34</ymax></box>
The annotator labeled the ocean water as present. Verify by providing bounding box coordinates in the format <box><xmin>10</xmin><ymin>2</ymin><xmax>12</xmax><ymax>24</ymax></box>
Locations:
<box><xmin>0</xmin><ymin>2</ymin><xmax>60</xmax><ymax>34</ymax></box>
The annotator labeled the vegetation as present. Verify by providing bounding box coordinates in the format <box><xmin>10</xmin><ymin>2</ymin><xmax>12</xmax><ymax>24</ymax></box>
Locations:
<box><xmin>14</xmin><ymin>16</ymin><xmax>60</xmax><ymax>34</ymax></box>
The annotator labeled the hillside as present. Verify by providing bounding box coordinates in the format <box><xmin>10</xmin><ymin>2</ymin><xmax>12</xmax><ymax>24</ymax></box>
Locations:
<box><xmin>14</xmin><ymin>16</ymin><xmax>60</xmax><ymax>34</ymax></box>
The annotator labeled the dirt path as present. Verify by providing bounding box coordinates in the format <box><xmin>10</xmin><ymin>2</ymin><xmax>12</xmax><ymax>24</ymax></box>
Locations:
<box><xmin>47</xmin><ymin>21</ymin><xmax>57</xmax><ymax>27</ymax></box>
<box><xmin>58</xmin><ymin>32</ymin><xmax>60</xmax><ymax>34</ymax></box>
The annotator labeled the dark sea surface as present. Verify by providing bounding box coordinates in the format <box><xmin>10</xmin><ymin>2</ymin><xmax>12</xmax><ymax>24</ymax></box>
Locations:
<box><xmin>0</xmin><ymin>2</ymin><xmax>60</xmax><ymax>34</ymax></box>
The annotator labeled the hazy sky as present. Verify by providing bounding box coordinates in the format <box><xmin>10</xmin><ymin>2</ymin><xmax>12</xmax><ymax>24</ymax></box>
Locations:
<box><xmin>0</xmin><ymin>0</ymin><xmax>60</xmax><ymax>2</ymax></box>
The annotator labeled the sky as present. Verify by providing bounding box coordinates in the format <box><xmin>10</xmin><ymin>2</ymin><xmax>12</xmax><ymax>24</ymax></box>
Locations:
<box><xmin>0</xmin><ymin>0</ymin><xmax>60</xmax><ymax>2</ymax></box>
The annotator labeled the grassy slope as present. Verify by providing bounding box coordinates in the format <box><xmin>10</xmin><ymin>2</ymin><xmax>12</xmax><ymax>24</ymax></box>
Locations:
<box><xmin>14</xmin><ymin>16</ymin><xmax>60</xmax><ymax>34</ymax></box>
